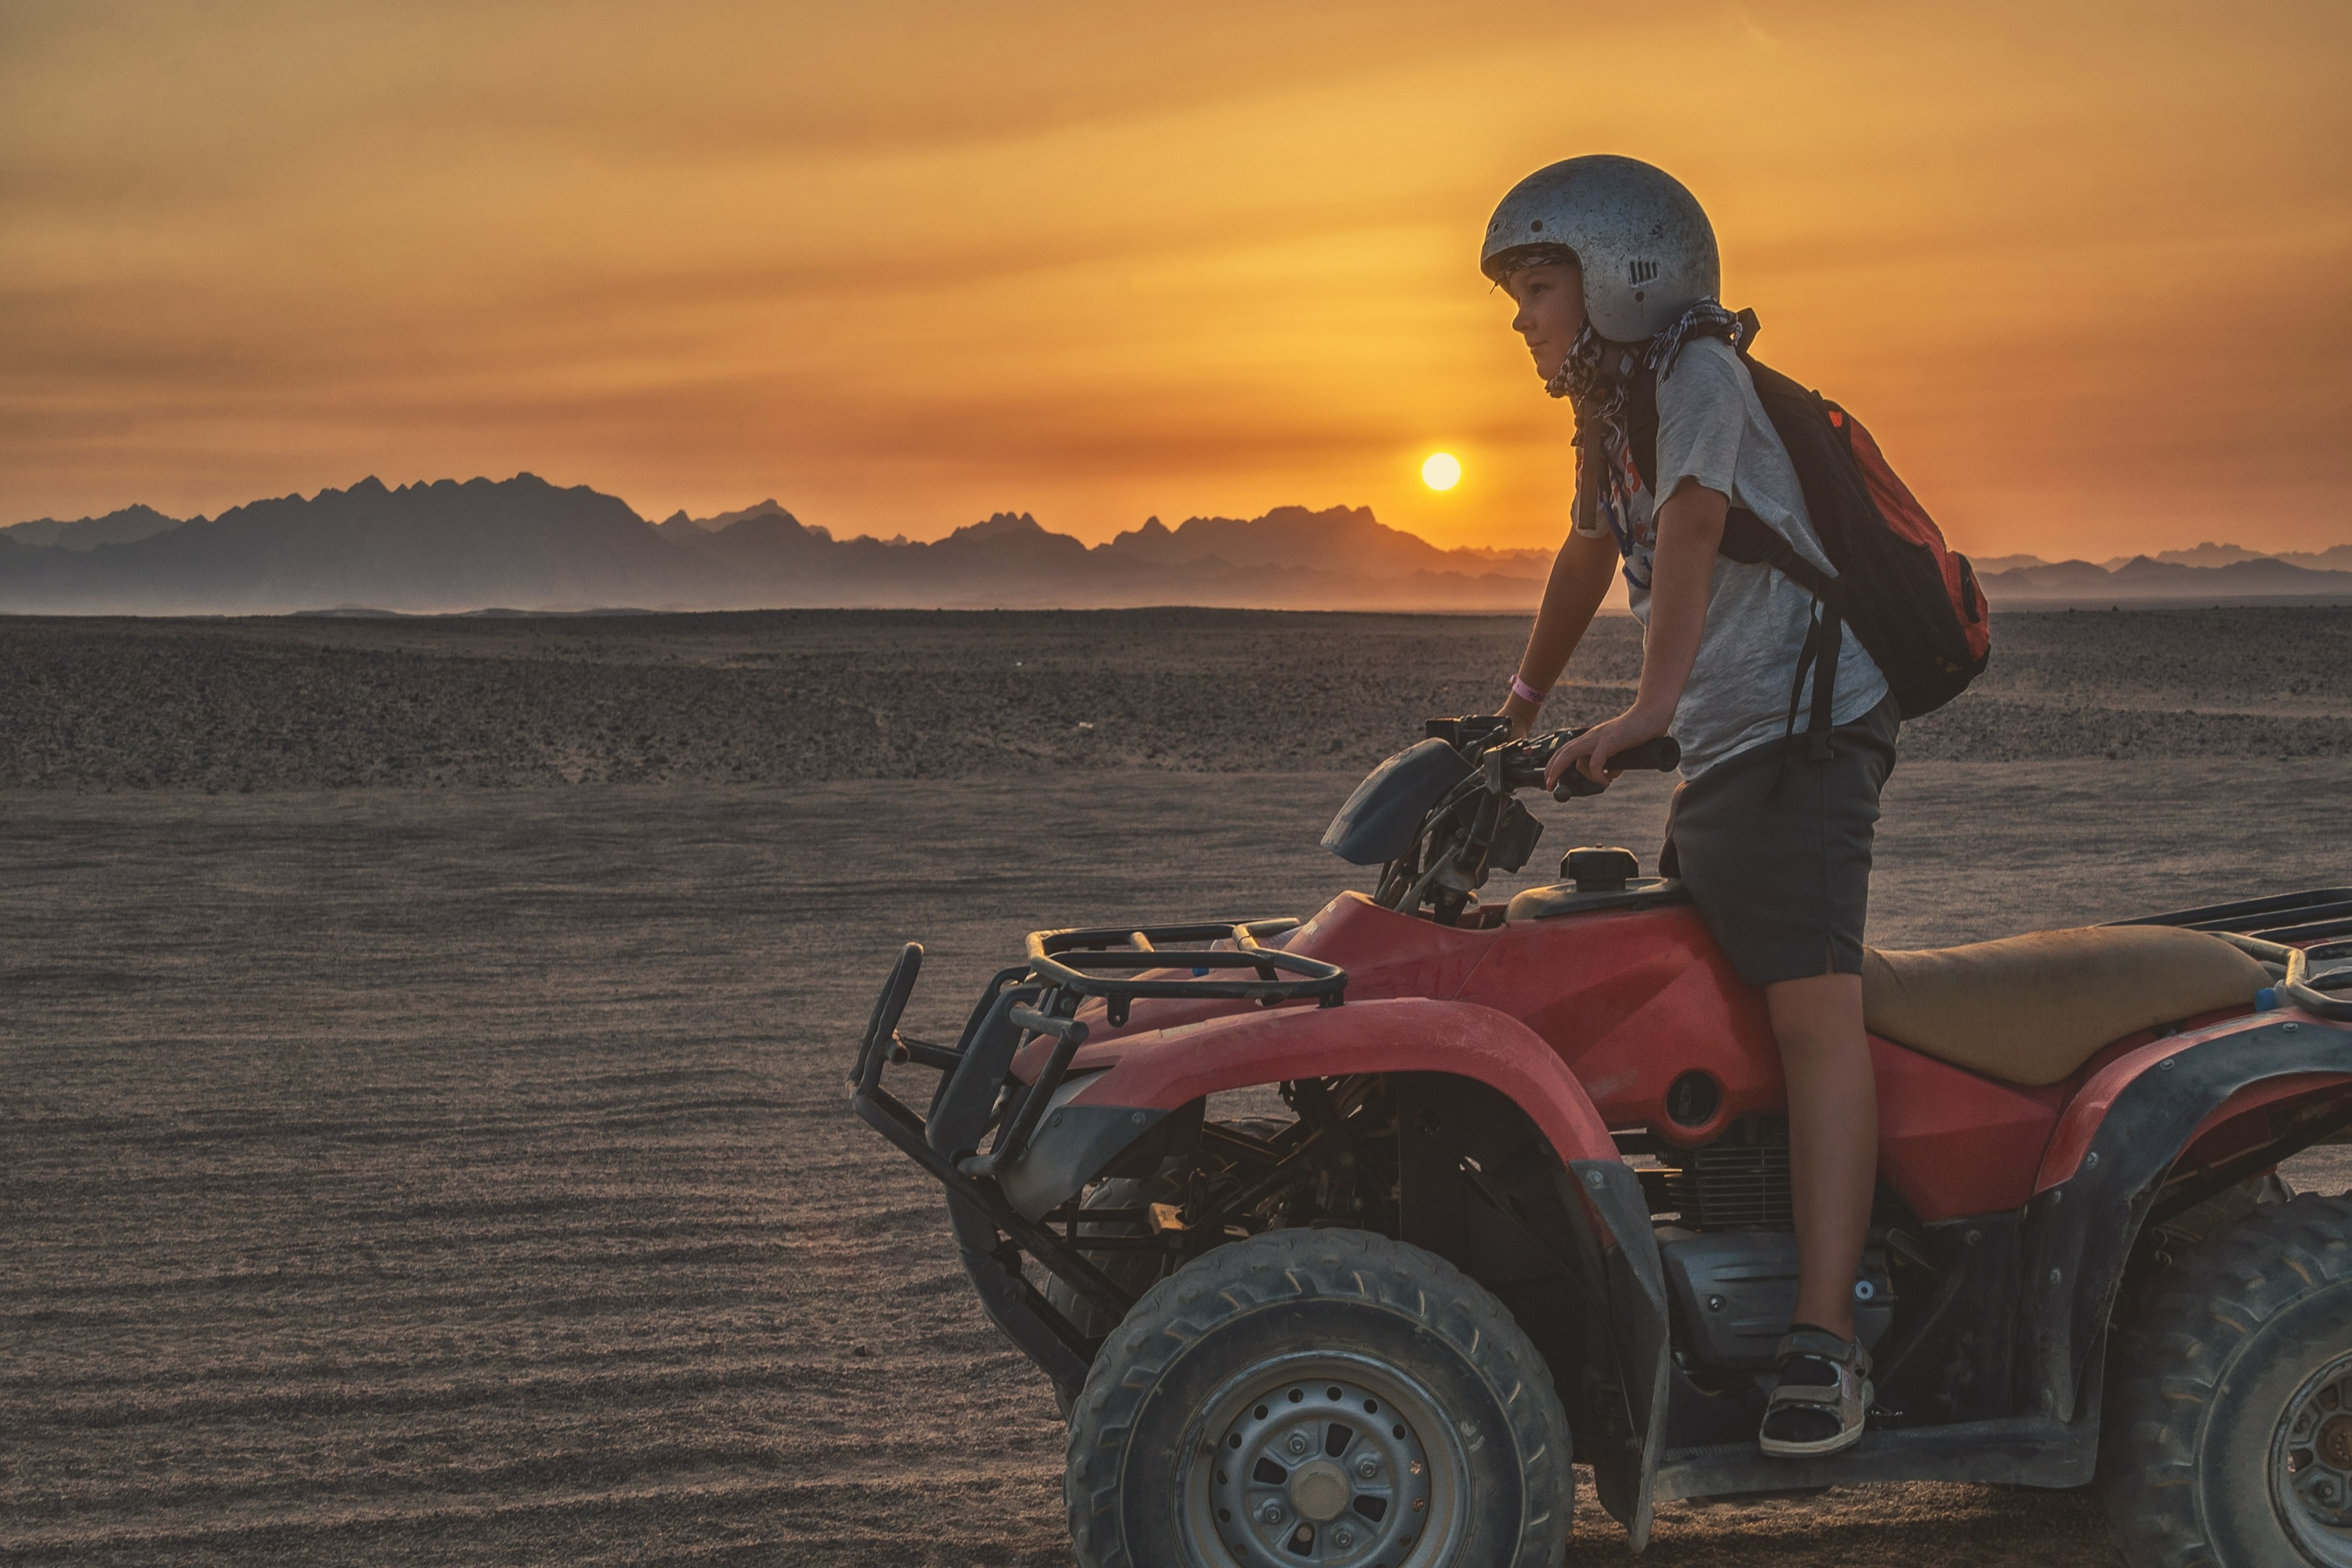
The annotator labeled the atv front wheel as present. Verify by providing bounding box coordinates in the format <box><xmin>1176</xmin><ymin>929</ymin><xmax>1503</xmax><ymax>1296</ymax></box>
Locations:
<box><xmin>1065</xmin><ymin>1226</ymin><xmax>1573</xmax><ymax>1568</ymax></box>
<box><xmin>2101</xmin><ymin>1192</ymin><xmax>2352</xmax><ymax>1567</ymax></box>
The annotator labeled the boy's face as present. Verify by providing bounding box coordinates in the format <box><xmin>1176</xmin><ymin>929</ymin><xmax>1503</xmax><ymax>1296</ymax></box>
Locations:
<box><xmin>1504</xmin><ymin>262</ymin><xmax>1586</xmax><ymax>382</ymax></box>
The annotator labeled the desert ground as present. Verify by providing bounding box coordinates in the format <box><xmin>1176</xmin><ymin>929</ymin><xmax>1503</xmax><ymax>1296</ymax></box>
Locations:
<box><xmin>5</xmin><ymin>606</ymin><xmax>2350</xmax><ymax>1566</ymax></box>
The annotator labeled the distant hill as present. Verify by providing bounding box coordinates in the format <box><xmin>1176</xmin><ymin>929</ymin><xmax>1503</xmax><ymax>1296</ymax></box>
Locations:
<box><xmin>1976</xmin><ymin>547</ymin><xmax>2352</xmax><ymax>604</ymax></box>
<box><xmin>644</xmin><ymin>505</ymin><xmax>1550</xmax><ymax>611</ymax></box>
<box><xmin>2077</xmin><ymin>542</ymin><xmax>2352</xmax><ymax>572</ymax></box>
<box><xmin>0</xmin><ymin>478</ymin><xmax>1547</xmax><ymax>615</ymax></box>
<box><xmin>2</xmin><ymin>503</ymin><xmax>184</xmax><ymax>552</ymax></box>
<box><xmin>655</xmin><ymin>498</ymin><xmax>804</xmax><ymax>539</ymax></box>
<box><xmin>1101</xmin><ymin>506</ymin><xmax>1549</xmax><ymax>579</ymax></box>
<box><xmin>0</xmin><ymin>476</ymin><xmax>696</xmax><ymax>615</ymax></box>
<box><xmin>4</xmin><ymin>481</ymin><xmax>2346</xmax><ymax>614</ymax></box>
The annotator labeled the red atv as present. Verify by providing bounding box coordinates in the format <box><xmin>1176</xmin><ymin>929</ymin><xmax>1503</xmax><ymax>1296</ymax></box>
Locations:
<box><xmin>851</xmin><ymin>715</ymin><xmax>2352</xmax><ymax>1568</ymax></box>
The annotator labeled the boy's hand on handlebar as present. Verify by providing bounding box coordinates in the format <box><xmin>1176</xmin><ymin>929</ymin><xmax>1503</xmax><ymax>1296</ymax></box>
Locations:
<box><xmin>1544</xmin><ymin>709</ymin><xmax>1670</xmax><ymax>792</ymax></box>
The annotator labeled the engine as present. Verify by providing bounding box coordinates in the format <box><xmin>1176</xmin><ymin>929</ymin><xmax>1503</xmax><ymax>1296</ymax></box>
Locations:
<box><xmin>1646</xmin><ymin>1119</ymin><xmax>1896</xmax><ymax>1370</ymax></box>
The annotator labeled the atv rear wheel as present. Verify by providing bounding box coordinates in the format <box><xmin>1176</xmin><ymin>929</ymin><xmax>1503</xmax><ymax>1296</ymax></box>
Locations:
<box><xmin>1065</xmin><ymin>1226</ymin><xmax>1573</xmax><ymax>1568</ymax></box>
<box><xmin>2100</xmin><ymin>1192</ymin><xmax>2352</xmax><ymax>1567</ymax></box>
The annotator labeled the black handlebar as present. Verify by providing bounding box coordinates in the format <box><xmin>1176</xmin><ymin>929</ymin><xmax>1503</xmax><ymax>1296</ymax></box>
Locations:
<box><xmin>1380</xmin><ymin>716</ymin><xmax>1685</xmax><ymax>921</ymax></box>
<box><xmin>1549</xmin><ymin>734</ymin><xmax>1681</xmax><ymax>798</ymax></box>
<box><xmin>1484</xmin><ymin>725</ymin><xmax>1681</xmax><ymax>799</ymax></box>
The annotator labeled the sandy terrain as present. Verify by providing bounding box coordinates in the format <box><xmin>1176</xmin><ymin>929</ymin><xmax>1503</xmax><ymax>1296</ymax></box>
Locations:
<box><xmin>4</xmin><ymin>608</ymin><xmax>2349</xmax><ymax>1566</ymax></box>
<box><xmin>4</xmin><ymin>605</ymin><xmax>2347</xmax><ymax>791</ymax></box>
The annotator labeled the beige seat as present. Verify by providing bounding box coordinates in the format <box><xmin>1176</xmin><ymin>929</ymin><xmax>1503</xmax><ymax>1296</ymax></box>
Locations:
<box><xmin>1861</xmin><ymin>926</ymin><xmax>2273</xmax><ymax>1087</ymax></box>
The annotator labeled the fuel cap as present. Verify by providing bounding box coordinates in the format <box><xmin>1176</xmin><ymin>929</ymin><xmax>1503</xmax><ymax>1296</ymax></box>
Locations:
<box><xmin>1564</xmin><ymin>846</ymin><xmax>1639</xmax><ymax>891</ymax></box>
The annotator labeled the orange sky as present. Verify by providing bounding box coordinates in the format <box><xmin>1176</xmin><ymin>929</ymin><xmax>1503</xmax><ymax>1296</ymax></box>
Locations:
<box><xmin>4</xmin><ymin>1</ymin><xmax>2347</xmax><ymax>557</ymax></box>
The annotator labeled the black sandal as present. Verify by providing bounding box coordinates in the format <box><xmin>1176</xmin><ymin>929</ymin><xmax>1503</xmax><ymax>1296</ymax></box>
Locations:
<box><xmin>1759</xmin><ymin>1327</ymin><xmax>1871</xmax><ymax>1457</ymax></box>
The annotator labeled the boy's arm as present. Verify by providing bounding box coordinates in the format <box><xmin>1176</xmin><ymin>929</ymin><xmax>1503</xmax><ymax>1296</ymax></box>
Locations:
<box><xmin>1500</xmin><ymin>527</ymin><xmax>1619</xmax><ymax>737</ymax></box>
<box><xmin>1544</xmin><ymin>477</ymin><xmax>1726</xmax><ymax>786</ymax></box>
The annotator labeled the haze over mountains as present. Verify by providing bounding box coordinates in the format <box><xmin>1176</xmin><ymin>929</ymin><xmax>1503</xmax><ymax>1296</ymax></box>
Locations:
<box><xmin>0</xmin><ymin>476</ymin><xmax>1552</xmax><ymax>615</ymax></box>
<box><xmin>1973</xmin><ymin>550</ymin><xmax>2352</xmax><ymax>604</ymax></box>
<box><xmin>3</xmin><ymin>504</ymin><xmax>183</xmax><ymax>552</ymax></box>
<box><xmin>3</xmin><ymin>474</ymin><xmax>2348</xmax><ymax>615</ymax></box>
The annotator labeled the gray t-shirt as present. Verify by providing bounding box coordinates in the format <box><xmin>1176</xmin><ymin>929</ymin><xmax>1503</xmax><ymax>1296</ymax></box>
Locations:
<box><xmin>1576</xmin><ymin>336</ymin><xmax>1889</xmax><ymax>778</ymax></box>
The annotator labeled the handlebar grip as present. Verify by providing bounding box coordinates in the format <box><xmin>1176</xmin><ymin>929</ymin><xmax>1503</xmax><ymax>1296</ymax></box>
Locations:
<box><xmin>1551</xmin><ymin>735</ymin><xmax>1681</xmax><ymax>800</ymax></box>
<box><xmin>1616</xmin><ymin>736</ymin><xmax>1682</xmax><ymax>772</ymax></box>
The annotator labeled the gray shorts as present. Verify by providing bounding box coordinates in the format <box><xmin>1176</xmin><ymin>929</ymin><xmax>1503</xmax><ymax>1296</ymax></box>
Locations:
<box><xmin>1659</xmin><ymin>694</ymin><xmax>1900</xmax><ymax>986</ymax></box>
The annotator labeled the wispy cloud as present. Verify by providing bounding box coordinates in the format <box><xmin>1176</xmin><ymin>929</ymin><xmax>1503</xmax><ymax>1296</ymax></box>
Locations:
<box><xmin>1</xmin><ymin>0</ymin><xmax>2347</xmax><ymax>555</ymax></box>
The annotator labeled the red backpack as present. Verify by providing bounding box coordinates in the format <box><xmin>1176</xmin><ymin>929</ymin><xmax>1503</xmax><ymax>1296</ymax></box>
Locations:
<box><xmin>1628</xmin><ymin>351</ymin><xmax>1991</xmax><ymax>731</ymax></box>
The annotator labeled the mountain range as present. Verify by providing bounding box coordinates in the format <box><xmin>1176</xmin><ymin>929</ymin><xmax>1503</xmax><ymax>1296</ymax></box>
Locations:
<box><xmin>0</xmin><ymin>476</ymin><xmax>1553</xmax><ymax>615</ymax></box>
<box><xmin>3</xmin><ymin>475</ymin><xmax>2347</xmax><ymax>615</ymax></box>
<box><xmin>1972</xmin><ymin>548</ymin><xmax>2352</xmax><ymax>603</ymax></box>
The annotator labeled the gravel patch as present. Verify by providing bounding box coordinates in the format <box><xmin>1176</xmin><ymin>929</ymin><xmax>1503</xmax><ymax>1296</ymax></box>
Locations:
<box><xmin>2</xmin><ymin>606</ymin><xmax>2346</xmax><ymax>792</ymax></box>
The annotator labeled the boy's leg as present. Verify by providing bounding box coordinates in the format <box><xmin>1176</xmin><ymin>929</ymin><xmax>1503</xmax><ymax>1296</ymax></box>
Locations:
<box><xmin>1659</xmin><ymin>694</ymin><xmax>1896</xmax><ymax>1453</ymax></box>
<box><xmin>1763</xmin><ymin>971</ymin><xmax>1878</xmax><ymax>1338</ymax></box>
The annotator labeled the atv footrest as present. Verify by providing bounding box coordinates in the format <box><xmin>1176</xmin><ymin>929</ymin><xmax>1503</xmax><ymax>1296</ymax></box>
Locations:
<box><xmin>1655</xmin><ymin>1412</ymin><xmax>2099</xmax><ymax>1501</ymax></box>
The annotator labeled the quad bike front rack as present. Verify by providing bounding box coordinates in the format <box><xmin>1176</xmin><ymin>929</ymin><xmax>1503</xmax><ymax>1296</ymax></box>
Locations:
<box><xmin>847</xmin><ymin>922</ymin><xmax>1348</xmax><ymax>1381</ymax></box>
<box><xmin>851</xmin><ymin>920</ymin><xmax>1343</xmax><ymax>1162</ymax></box>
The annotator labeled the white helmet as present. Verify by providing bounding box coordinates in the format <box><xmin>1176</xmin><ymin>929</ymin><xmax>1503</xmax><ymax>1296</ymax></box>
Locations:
<box><xmin>1480</xmin><ymin>155</ymin><xmax>1720</xmax><ymax>342</ymax></box>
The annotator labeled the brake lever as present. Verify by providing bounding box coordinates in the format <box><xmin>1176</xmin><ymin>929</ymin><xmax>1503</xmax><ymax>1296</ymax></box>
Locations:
<box><xmin>1483</xmin><ymin>737</ymin><xmax>1555</xmax><ymax>793</ymax></box>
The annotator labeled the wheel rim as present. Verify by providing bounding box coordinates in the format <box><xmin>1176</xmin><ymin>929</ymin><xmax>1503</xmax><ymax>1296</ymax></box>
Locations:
<box><xmin>1178</xmin><ymin>1352</ymin><xmax>1471</xmax><ymax>1568</ymax></box>
<box><xmin>2274</xmin><ymin>1350</ymin><xmax>2352</xmax><ymax>1565</ymax></box>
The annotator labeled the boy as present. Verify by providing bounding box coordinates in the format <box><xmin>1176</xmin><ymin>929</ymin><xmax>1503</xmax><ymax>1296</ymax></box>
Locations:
<box><xmin>1485</xmin><ymin>156</ymin><xmax>1896</xmax><ymax>1457</ymax></box>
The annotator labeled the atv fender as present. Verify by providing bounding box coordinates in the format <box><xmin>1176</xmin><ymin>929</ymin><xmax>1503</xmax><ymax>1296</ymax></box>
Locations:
<box><xmin>1059</xmin><ymin>996</ymin><xmax>1676</xmax><ymax>1548</ymax></box>
<box><xmin>1062</xmin><ymin>995</ymin><xmax>1617</xmax><ymax>1162</ymax></box>
<box><xmin>2022</xmin><ymin>1010</ymin><xmax>2352</xmax><ymax>1422</ymax></box>
<box><xmin>993</xmin><ymin>1069</ymin><xmax>1162</xmax><ymax>1221</ymax></box>
<box><xmin>992</xmin><ymin>996</ymin><xmax>1619</xmax><ymax>1225</ymax></box>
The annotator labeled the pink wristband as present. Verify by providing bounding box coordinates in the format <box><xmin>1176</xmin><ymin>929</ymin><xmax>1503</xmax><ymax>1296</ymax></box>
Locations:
<box><xmin>1509</xmin><ymin>675</ymin><xmax>1548</xmax><ymax>706</ymax></box>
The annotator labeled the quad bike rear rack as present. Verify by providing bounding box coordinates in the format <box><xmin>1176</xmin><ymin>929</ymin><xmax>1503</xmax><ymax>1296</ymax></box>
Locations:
<box><xmin>847</xmin><ymin>921</ymin><xmax>1346</xmax><ymax>1389</ymax></box>
<box><xmin>2111</xmin><ymin>887</ymin><xmax>2352</xmax><ymax>1021</ymax></box>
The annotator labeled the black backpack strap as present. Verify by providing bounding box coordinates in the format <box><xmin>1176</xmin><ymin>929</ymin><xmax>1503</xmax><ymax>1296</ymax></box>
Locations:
<box><xmin>1726</xmin><ymin>505</ymin><xmax>1842</xmax><ymax>759</ymax></box>
<box><xmin>1765</xmin><ymin>602</ymin><xmax>1842</xmax><ymax>799</ymax></box>
<box><xmin>1721</xmin><ymin>508</ymin><xmax>1833</xmax><ymax>597</ymax></box>
<box><xmin>1623</xmin><ymin>362</ymin><xmax>1661</xmax><ymax>495</ymax></box>
<box><xmin>1790</xmin><ymin>603</ymin><xmax>1841</xmax><ymax>760</ymax></box>
<box><xmin>1627</xmin><ymin>368</ymin><xmax>1848</xmax><ymax>764</ymax></box>
<box><xmin>1626</xmin><ymin>361</ymin><xmax>1828</xmax><ymax>602</ymax></box>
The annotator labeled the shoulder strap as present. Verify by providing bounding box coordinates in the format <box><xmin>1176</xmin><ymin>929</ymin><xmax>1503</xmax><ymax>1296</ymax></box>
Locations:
<box><xmin>1786</xmin><ymin>603</ymin><xmax>1841</xmax><ymax>757</ymax></box>
<box><xmin>1624</xmin><ymin>361</ymin><xmax>1660</xmax><ymax>495</ymax></box>
<box><xmin>1636</xmin><ymin>347</ymin><xmax>1833</xmax><ymax>603</ymax></box>
<box><xmin>1645</xmin><ymin>344</ymin><xmax>1845</xmax><ymax>749</ymax></box>
<box><xmin>1719</xmin><ymin>507</ymin><xmax>1832</xmax><ymax>599</ymax></box>
<box><xmin>1628</xmin><ymin>347</ymin><xmax>1847</xmax><ymax>754</ymax></box>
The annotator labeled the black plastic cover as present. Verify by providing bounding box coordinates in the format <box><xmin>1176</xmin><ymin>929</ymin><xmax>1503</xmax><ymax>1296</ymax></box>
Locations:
<box><xmin>1321</xmin><ymin>738</ymin><xmax>1475</xmax><ymax>865</ymax></box>
<box><xmin>1657</xmin><ymin>1231</ymin><xmax>1893</xmax><ymax>1370</ymax></box>
<box><xmin>1488</xmin><ymin>798</ymin><xmax>1545</xmax><ymax>873</ymax></box>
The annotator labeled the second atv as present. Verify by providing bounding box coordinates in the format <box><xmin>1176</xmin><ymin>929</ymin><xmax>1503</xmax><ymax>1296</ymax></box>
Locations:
<box><xmin>851</xmin><ymin>715</ymin><xmax>2352</xmax><ymax>1568</ymax></box>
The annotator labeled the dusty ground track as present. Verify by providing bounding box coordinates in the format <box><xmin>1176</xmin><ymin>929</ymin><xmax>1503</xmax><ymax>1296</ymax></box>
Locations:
<box><xmin>5</xmin><ymin>608</ymin><xmax>2349</xmax><ymax>1565</ymax></box>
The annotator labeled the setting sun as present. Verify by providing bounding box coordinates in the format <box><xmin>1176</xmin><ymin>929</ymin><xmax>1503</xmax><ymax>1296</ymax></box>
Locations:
<box><xmin>1421</xmin><ymin>452</ymin><xmax>1462</xmax><ymax>492</ymax></box>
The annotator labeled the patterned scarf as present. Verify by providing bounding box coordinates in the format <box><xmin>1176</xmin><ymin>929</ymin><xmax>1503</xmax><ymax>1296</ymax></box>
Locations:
<box><xmin>1544</xmin><ymin>299</ymin><xmax>1759</xmax><ymax>585</ymax></box>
